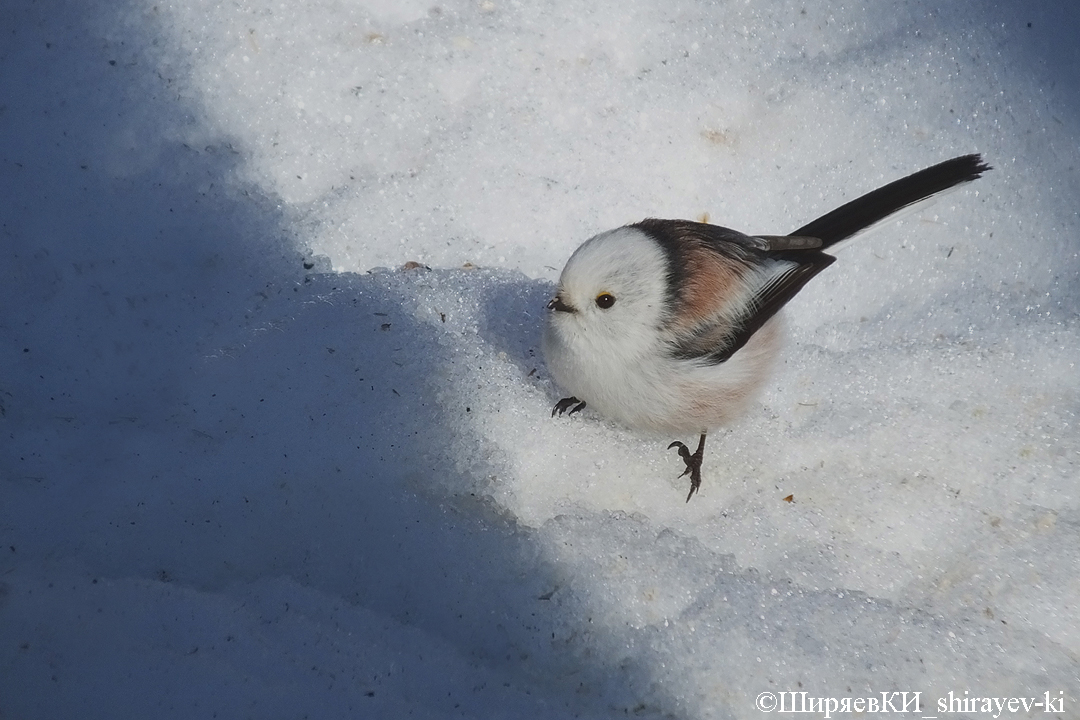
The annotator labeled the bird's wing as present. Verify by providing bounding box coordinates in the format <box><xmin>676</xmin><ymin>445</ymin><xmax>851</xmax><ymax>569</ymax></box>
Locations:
<box><xmin>692</xmin><ymin>251</ymin><xmax>835</xmax><ymax>364</ymax></box>
<box><xmin>637</xmin><ymin>220</ymin><xmax>835</xmax><ymax>365</ymax></box>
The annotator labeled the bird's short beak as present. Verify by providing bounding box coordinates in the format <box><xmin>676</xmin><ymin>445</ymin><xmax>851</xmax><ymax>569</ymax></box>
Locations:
<box><xmin>547</xmin><ymin>295</ymin><xmax>576</xmax><ymax>313</ymax></box>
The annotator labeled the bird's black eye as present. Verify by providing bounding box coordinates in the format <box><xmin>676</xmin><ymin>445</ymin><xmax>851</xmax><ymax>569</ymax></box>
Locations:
<box><xmin>595</xmin><ymin>292</ymin><xmax>616</xmax><ymax>309</ymax></box>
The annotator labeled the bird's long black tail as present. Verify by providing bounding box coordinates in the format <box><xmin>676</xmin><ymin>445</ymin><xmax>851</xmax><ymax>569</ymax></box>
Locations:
<box><xmin>792</xmin><ymin>154</ymin><xmax>991</xmax><ymax>249</ymax></box>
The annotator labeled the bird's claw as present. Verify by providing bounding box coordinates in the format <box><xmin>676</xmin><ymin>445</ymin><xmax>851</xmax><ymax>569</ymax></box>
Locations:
<box><xmin>667</xmin><ymin>441</ymin><xmax>693</xmax><ymax>478</ymax></box>
<box><xmin>551</xmin><ymin>396</ymin><xmax>587</xmax><ymax>417</ymax></box>
<box><xmin>668</xmin><ymin>435</ymin><xmax>706</xmax><ymax>502</ymax></box>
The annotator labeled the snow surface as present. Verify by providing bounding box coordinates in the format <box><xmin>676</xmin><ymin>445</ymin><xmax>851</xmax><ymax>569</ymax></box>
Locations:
<box><xmin>2</xmin><ymin>0</ymin><xmax>1079</xmax><ymax>717</ymax></box>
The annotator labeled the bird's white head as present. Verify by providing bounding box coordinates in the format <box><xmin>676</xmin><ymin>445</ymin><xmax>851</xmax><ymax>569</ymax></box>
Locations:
<box><xmin>541</xmin><ymin>226</ymin><xmax>678</xmax><ymax>414</ymax></box>
<box><xmin>544</xmin><ymin>227</ymin><xmax>670</xmax><ymax>360</ymax></box>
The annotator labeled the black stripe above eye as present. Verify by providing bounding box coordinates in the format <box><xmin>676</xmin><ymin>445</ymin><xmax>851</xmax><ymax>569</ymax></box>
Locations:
<box><xmin>629</xmin><ymin>219</ymin><xmax>689</xmax><ymax>315</ymax></box>
<box><xmin>629</xmin><ymin>218</ymin><xmax>763</xmax><ymax>321</ymax></box>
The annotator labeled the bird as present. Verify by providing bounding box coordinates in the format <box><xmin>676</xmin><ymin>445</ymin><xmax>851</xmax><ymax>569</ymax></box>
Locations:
<box><xmin>542</xmin><ymin>154</ymin><xmax>991</xmax><ymax>502</ymax></box>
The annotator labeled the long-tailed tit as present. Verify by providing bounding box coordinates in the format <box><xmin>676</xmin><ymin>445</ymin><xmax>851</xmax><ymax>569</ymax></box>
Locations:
<box><xmin>543</xmin><ymin>154</ymin><xmax>990</xmax><ymax>501</ymax></box>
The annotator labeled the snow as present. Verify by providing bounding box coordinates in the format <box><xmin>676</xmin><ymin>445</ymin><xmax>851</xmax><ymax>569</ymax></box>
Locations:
<box><xmin>2</xmin><ymin>0</ymin><xmax>1078</xmax><ymax>717</ymax></box>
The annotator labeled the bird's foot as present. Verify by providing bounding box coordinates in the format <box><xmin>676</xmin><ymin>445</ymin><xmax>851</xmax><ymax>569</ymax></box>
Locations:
<box><xmin>668</xmin><ymin>432</ymin><xmax>707</xmax><ymax>502</ymax></box>
<box><xmin>551</xmin><ymin>396</ymin><xmax>587</xmax><ymax>417</ymax></box>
